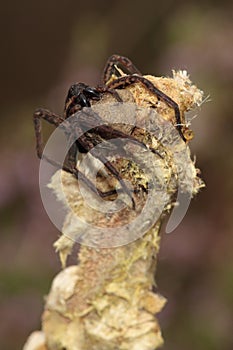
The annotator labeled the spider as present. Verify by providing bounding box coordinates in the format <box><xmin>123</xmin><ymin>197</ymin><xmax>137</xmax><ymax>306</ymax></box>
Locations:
<box><xmin>33</xmin><ymin>55</ymin><xmax>185</xmax><ymax>209</ymax></box>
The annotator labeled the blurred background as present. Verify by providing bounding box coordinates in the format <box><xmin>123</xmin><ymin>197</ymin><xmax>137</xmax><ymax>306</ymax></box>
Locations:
<box><xmin>0</xmin><ymin>1</ymin><xmax>232</xmax><ymax>349</ymax></box>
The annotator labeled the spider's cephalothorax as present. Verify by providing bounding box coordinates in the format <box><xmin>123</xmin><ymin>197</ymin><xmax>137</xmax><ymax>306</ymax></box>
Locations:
<box><xmin>33</xmin><ymin>55</ymin><xmax>186</xmax><ymax>209</ymax></box>
<box><xmin>64</xmin><ymin>83</ymin><xmax>101</xmax><ymax>118</ymax></box>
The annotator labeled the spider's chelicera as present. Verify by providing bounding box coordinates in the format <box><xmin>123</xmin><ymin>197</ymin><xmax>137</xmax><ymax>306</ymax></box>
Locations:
<box><xmin>33</xmin><ymin>55</ymin><xmax>186</xmax><ymax>209</ymax></box>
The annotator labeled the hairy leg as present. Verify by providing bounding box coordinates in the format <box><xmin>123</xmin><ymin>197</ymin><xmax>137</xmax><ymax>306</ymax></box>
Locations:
<box><xmin>102</xmin><ymin>54</ymin><xmax>142</xmax><ymax>84</ymax></box>
<box><xmin>106</xmin><ymin>75</ymin><xmax>185</xmax><ymax>141</ymax></box>
<box><xmin>33</xmin><ymin>108</ymin><xmax>134</xmax><ymax>207</ymax></box>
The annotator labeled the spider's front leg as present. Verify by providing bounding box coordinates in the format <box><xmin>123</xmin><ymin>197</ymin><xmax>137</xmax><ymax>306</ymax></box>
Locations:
<box><xmin>102</xmin><ymin>54</ymin><xmax>142</xmax><ymax>84</ymax></box>
<box><xmin>70</xmin><ymin>129</ymin><xmax>136</xmax><ymax>209</ymax></box>
<box><xmin>33</xmin><ymin>108</ymin><xmax>135</xmax><ymax>208</ymax></box>
<box><xmin>33</xmin><ymin>108</ymin><xmax>76</xmax><ymax>172</ymax></box>
<box><xmin>33</xmin><ymin>108</ymin><xmax>105</xmax><ymax>187</ymax></box>
<box><xmin>106</xmin><ymin>75</ymin><xmax>186</xmax><ymax>142</ymax></box>
<box><xmin>33</xmin><ymin>108</ymin><xmax>64</xmax><ymax>159</ymax></box>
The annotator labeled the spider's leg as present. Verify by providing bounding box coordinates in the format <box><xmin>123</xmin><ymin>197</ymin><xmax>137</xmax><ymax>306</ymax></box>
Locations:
<box><xmin>33</xmin><ymin>108</ymin><xmax>77</xmax><ymax>171</ymax></box>
<box><xmin>77</xmin><ymin>108</ymin><xmax>163</xmax><ymax>160</ymax></box>
<box><xmin>91</xmin><ymin>148</ymin><xmax>136</xmax><ymax>210</ymax></box>
<box><xmin>33</xmin><ymin>108</ymin><xmax>64</xmax><ymax>159</ymax></box>
<box><xmin>78</xmin><ymin>109</ymin><xmax>148</xmax><ymax>151</ymax></box>
<box><xmin>33</xmin><ymin>108</ymin><xmax>77</xmax><ymax>173</ymax></box>
<box><xmin>73</xmin><ymin>168</ymin><xmax>119</xmax><ymax>198</ymax></box>
<box><xmin>107</xmin><ymin>75</ymin><xmax>186</xmax><ymax>142</ymax></box>
<box><xmin>102</xmin><ymin>54</ymin><xmax>142</xmax><ymax>84</ymax></box>
<box><xmin>65</xmin><ymin>138</ymin><xmax>128</xmax><ymax>199</ymax></box>
<box><xmin>33</xmin><ymin>109</ymin><xmax>119</xmax><ymax>199</ymax></box>
<box><xmin>64</xmin><ymin>145</ymin><xmax>119</xmax><ymax>199</ymax></box>
<box><xmin>96</xmin><ymin>86</ymin><xmax>123</xmax><ymax>103</ymax></box>
<box><xmin>92</xmin><ymin>124</ymin><xmax>163</xmax><ymax>158</ymax></box>
<box><xmin>77</xmin><ymin>133</ymin><xmax>136</xmax><ymax>209</ymax></box>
